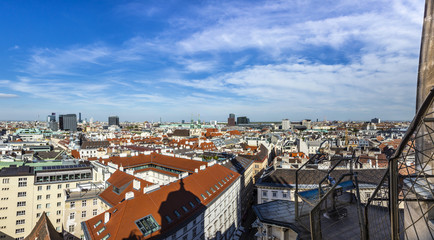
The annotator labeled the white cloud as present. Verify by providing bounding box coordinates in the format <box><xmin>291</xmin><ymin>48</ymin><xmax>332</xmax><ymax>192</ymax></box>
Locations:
<box><xmin>0</xmin><ymin>93</ymin><xmax>18</xmax><ymax>98</ymax></box>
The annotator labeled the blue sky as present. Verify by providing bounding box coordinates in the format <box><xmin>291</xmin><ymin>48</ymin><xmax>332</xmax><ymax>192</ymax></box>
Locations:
<box><xmin>0</xmin><ymin>0</ymin><xmax>425</xmax><ymax>122</ymax></box>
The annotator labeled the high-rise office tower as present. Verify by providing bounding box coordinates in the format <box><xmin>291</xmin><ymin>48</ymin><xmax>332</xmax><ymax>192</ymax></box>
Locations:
<box><xmin>59</xmin><ymin>114</ymin><xmax>77</xmax><ymax>131</ymax></box>
<box><xmin>236</xmin><ymin>116</ymin><xmax>250</xmax><ymax>124</ymax></box>
<box><xmin>108</xmin><ymin>116</ymin><xmax>120</xmax><ymax>126</ymax></box>
<box><xmin>228</xmin><ymin>113</ymin><xmax>236</xmax><ymax>126</ymax></box>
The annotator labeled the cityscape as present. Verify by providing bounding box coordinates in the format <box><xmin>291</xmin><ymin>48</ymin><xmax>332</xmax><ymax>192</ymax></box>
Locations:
<box><xmin>0</xmin><ymin>1</ymin><xmax>433</xmax><ymax>240</ymax></box>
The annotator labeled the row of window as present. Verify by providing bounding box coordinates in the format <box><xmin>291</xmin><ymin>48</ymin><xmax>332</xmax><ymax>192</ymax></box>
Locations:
<box><xmin>262</xmin><ymin>190</ymin><xmax>289</xmax><ymax>198</ymax></box>
<box><xmin>69</xmin><ymin>209</ymin><xmax>98</xmax><ymax>219</ymax></box>
<box><xmin>70</xmin><ymin>199</ymin><xmax>98</xmax><ymax>208</ymax></box>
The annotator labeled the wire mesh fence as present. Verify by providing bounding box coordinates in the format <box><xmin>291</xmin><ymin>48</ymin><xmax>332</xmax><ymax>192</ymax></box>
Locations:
<box><xmin>364</xmin><ymin>89</ymin><xmax>434</xmax><ymax>240</ymax></box>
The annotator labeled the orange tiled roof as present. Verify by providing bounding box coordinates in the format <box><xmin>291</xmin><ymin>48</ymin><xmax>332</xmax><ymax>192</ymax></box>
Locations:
<box><xmin>99</xmin><ymin>152</ymin><xmax>206</xmax><ymax>173</ymax></box>
<box><xmin>84</xmin><ymin>164</ymin><xmax>240</xmax><ymax>239</ymax></box>
<box><xmin>99</xmin><ymin>170</ymin><xmax>153</xmax><ymax>207</ymax></box>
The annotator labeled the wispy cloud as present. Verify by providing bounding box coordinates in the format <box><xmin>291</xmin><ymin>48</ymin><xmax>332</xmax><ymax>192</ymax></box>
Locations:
<box><xmin>1</xmin><ymin>0</ymin><xmax>425</xmax><ymax>121</ymax></box>
<box><xmin>0</xmin><ymin>93</ymin><xmax>18</xmax><ymax>98</ymax></box>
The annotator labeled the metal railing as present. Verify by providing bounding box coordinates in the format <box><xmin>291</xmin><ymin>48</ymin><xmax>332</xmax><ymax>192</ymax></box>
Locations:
<box><xmin>364</xmin><ymin>88</ymin><xmax>434</xmax><ymax>239</ymax></box>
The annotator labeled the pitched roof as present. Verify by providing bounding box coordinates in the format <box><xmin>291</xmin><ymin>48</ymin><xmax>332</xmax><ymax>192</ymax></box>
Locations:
<box><xmin>25</xmin><ymin>212</ymin><xmax>63</xmax><ymax>240</ymax></box>
<box><xmin>99</xmin><ymin>152</ymin><xmax>206</xmax><ymax>173</ymax></box>
<box><xmin>99</xmin><ymin>170</ymin><xmax>153</xmax><ymax>207</ymax></box>
<box><xmin>84</xmin><ymin>164</ymin><xmax>240</xmax><ymax>240</ymax></box>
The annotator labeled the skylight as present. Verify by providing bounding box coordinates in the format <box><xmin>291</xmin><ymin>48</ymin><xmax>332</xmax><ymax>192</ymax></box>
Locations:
<box><xmin>182</xmin><ymin>206</ymin><xmax>189</xmax><ymax>213</ymax></box>
<box><xmin>97</xmin><ymin>226</ymin><xmax>106</xmax><ymax>235</ymax></box>
<box><xmin>174</xmin><ymin>210</ymin><xmax>181</xmax><ymax>218</ymax></box>
<box><xmin>135</xmin><ymin>215</ymin><xmax>160</xmax><ymax>237</ymax></box>
<box><xmin>189</xmin><ymin>201</ymin><xmax>195</xmax><ymax>208</ymax></box>
<box><xmin>165</xmin><ymin>215</ymin><xmax>172</xmax><ymax>223</ymax></box>
<box><xmin>94</xmin><ymin>220</ymin><xmax>102</xmax><ymax>228</ymax></box>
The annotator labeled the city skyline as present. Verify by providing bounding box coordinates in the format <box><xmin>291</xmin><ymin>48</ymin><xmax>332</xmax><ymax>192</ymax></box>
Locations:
<box><xmin>0</xmin><ymin>0</ymin><xmax>424</xmax><ymax>121</ymax></box>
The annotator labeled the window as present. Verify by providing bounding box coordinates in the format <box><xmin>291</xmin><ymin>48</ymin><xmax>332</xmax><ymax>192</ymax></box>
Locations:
<box><xmin>37</xmin><ymin>186</ymin><xmax>42</xmax><ymax>191</ymax></box>
<box><xmin>58</xmin><ymin>184</ymin><xmax>62</xmax><ymax>189</ymax></box>
<box><xmin>189</xmin><ymin>202</ymin><xmax>195</xmax><ymax>208</ymax></box>
<box><xmin>16</xmin><ymin>211</ymin><xmax>25</xmax><ymax>216</ymax></box>
<box><xmin>2</xmin><ymin>179</ymin><xmax>9</xmax><ymax>184</ymax></box>
<box><xmin>56</xmin><ymin>219</ymin><xmax>61</xmax><ymax>223</ymax></box>
<box><xmin>37</xmin><ymin>195</ymin><xmax>42</xmax><ymax>200</ymax></box>
<box><xmin>366</xmin><ymin>192</ymin><xmax>371</xmax><ymax>199</ymax></box>
<box><xmin>57</xmin><ymin>202</ymin><xmax>61</xmax><ymax>207</ymax></box>
<box><xmin>70</xmin><ymin>202</ymin><xmax>75</xmax><ymax>208</ymax></box>
<box><xmin>82</xmin><ymin>200</ymin><xmax>86</xmax><ymax>207</ymax></box>
<box><xmin>46</xmin><ymin>186</ymin><xmax>50</xmax><ymax>190</ymax></box>
<box><xmin>102</xmin><ymin>234</ymin><xmax>110</xmax><ymax>240</ymax></box>
<box><xmin>174</xmin><ymin>210</ymin><xmax>181</xmax><ymax>218</ymax></box>
<box><xmin>93</xmin><ymin>209</ymin><xmax>98</xmax><ymax>216</ymax></box>
<box><xmin>283</xmin><ymin>192</ymin><xmax>288</xmax><ymax>198</ymax></box>
<box><xmin>93</xmin><ymin>199</ymin><xmax>98</xmax><ymax>205</ymax></box>
<box><xmin>182</xmin><ymin>206</ymin><xmax>189</xmax><ymax>213</ymax></box>
<box><xmin>262</xmin><ymin>190</ymin><xmax>267</xmax><ymax>197</ymax></box>
<box><xmin>37</xmin><ymin>204</ymin><xmax>41</xmax><ymax>209</ymax></box>
<box><xmin>94</xmin><ymin>220</ymin><xmax>102</xmax><ymax>228</ymax></box>
<box><xmin>70</xmin><ymin>213</ymin><xmax>75</xmax><ymax>220</ymax></box>
<box><xmin>193</xmin><ymin>227</ymin><xmax>197</xmax><ymax>238</ymax></box>
<box><xmin>135</xmin><ymin>215</ymin><xmax>160</xmax><ymax>237</ymax></box>
<box><xmin>18</xmin><ymin>178</ymin><xmax>27</xmax><ymax>187</ymax></box>
<box><xmin>46</xmin><ymin>203</ymin><xmax>50</xmax><ymax>208</ymax></box>
<box><xmin>15</xmin><ymin>228</ymin><xmax>24</xmax><ymax>234</ymax></box>
<box><xmin>183</xmin><ymin>226</ymin><xmax>187</xmax><ymax>234</ymax></box>
<box><xmin>57</xmin><ymin>193</ymin><xmax>61</xmax><ymax>198</ymax></box>
<box><xmin>56</xmin><ymin>210</ymin><xmax>61</xmax><ymax>215</ymax></box>
<box><xmin>97</xmin><ymin>226</ymin><xmax>106</xmax><ymax>235</ymax></box>
<box><xmin>46</xmin><ymin>194</ymin><xmax>50</xmax><ymax>199</ymax></box>
<box><xmin>68</xmin><ymin>225</ymin><xmax>74</xmax><ymax>233</ymax></box>
<box><xmin>165</xmin><ymin>216</ymin><xmax>172</xmax><ymax>223</ymax></box>
<box><xmin>17</xmin><ymin>202</ymin><xmax>26</xmax><ymax>207</ymax></box>
<box><xmin>66</xmin><ymin>184</ymin><xmax>70</xmax><ymax>188</ymax></box>
<box><xmin>36</xmin><ymin>213</ymin><xmax>41</xmax><ymax>218</ymax></box>
<box><xmin>17</xmin><ymin>192</ymin><xmax>26</xmax><ymax>197</ymax></box>
<box><xmin>272</xmin><ymin>191</ymin><xmax>277</xmax><ymax>197</ymax></box>
<box><xmin>16</xmin><ymin>220</ymin><xmax>25</xmax><ymax>225</ymax></box>
<box><xmin>82</xmin><ymin>211</ymin><xmax>86</xmax><ymax>218</ymax></box>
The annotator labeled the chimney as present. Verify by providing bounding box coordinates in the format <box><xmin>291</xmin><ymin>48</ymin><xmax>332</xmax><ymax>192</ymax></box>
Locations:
<box><xmin>125</xmin><ymin>191</ymin><xmax>134</xmax><ymax>200</ymax></box>
<box><xmin>195</xmin><ymin>168</ymin><xmax>198</xmax><ymax>173</ymax></box>
<box><xmin>133</xmin><ymin>179</ymin><xmax>140</xmax><ymax>190</ymax></box>
<box><xmin>104</xmin><ymin>212</ymin><xmax>110</xmax><ymax>224</ymax></box>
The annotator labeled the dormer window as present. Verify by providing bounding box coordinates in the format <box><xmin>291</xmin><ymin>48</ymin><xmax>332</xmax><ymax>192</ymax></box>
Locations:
<box><xmin>189</xmin><ymin>201</ymin><xmax>195</xmax><ymax>208</ymax></box>
<box><xmin>135</xmin><ymin>215</ymin><xmax>160</xmax><ymax>237</ymax></box>
<box><xmin>165</xmin><ymin>216</ymin><xmax>173</xmax><ymax>223</ymax></box>
<box><xmin>94</xmin><ymin>220</ymin><xmax>102</xmax><ymax>228</ymax></box>
<box><xmin>174</xmin><ymin>210</ymin><xmax>181</xmax><ymax>218</ymax></box>
<box><xmin>182</xmin><ymin>206</ymin><xmax>189</xmax><ymax>213</ymax></box>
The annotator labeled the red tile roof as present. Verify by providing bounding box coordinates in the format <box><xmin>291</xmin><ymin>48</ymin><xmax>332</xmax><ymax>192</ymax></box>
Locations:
<box><xmin>84</xmin><ymin>165</ymin><xmax>240</xmax><ymax>240</ymax></box>
<box><xmin>99</xmin><ymin>152</ymin><xmax>206</xmax><ymax>173</ymax></box>
<box><xmin>99</xmin><ymin>170</ymin><xmax>153</xmax><ymax>208</ymax></box>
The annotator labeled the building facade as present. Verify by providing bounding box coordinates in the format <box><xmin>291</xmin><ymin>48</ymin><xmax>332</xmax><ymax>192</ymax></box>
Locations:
<box><xmin>59</xmin><ymin>114</ymin><xmax>77</xmax><ymax>131</ymax></box>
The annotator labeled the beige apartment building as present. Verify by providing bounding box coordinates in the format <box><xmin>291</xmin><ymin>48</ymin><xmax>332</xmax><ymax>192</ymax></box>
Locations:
<box><xmin>0</xmin><ymin>162</ymin><xmax>102</xmax><ymax>240</ymax></box>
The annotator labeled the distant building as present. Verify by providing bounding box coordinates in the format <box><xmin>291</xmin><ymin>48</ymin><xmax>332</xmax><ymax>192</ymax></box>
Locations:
<box><xmin>237</xmin><ymin>116</ymin><xmax>250</xmax><ymax>124</ymax></box>
<box><xmin>47</xmin><ymin>113</ymin><xmax>58</xmax><ymax>131</ymax></box>
<box><xmin>108</xmin><ymin>116</ymin><xmax>119</xmax><ymax>126</ymax></box>
<box><xmin>59</xmin><ymin>114</ymin><xmax>77</xmax><ymax>131</ymax></box>
<box><xmin>371</xmin><ymin>118</ymin><xmax>381</xmax><ymax>124</ymax></box>
<box><xmin>47</xmin><ymin>113</ymin><xmax>56</xmax><ymax>122</ymax></box>
<box><xmin>282</xmin><ymin>119</ymin><xmax>291</xmax><ymax>130</ymax></box>
<box><xmin>79</xmin><ymin>112</ymin><xmax>82</xmax><ymax>123</ymax></box>
<box><xmin>228</xmin><ymin>113</ymin><xmax>236</xmax><ymax>126</ymax></box>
